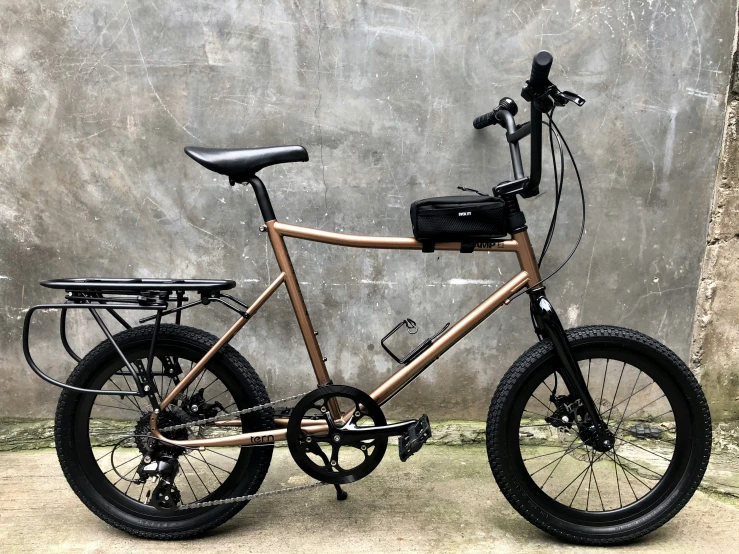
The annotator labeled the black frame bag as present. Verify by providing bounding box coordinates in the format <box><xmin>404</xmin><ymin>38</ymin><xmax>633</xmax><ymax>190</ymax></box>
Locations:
<box><xmin>410</xmin><ymin>195</ymin><xmax>508</xmax><ymax>251</ymax></box>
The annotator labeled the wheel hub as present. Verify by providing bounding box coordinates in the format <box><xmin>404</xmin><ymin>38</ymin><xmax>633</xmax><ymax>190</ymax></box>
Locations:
<box><xmin>134</xmin><ymin>410</ymin><xmax>189</xmax><ymax>457</ymax></box>
<box><xmin>547</xmin><ymin>393</ymin><xmax>615</xmax><ymax>453</ymax></box>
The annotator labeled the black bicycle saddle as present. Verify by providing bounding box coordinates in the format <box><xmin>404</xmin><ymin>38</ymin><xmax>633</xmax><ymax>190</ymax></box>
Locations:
<box><xmin>185</xmin><ymin>145</ymin><xmax>308</xmax><ymax>181</ymax></box>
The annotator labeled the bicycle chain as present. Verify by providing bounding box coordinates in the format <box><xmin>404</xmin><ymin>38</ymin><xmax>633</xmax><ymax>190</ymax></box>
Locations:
<box><xmin>158</xmin><ymin>391</ymin><xmax>310</xmax><ymax>433</ymax></box>
<box><xmin>152</xmin><ymin>389</ymin><xmax>331</xmax><ymax>510</ymax></box>
<box><xmin>177</xmin><ymin>481</ymin><xmax>328</xmax><ymax>510</ymax></box>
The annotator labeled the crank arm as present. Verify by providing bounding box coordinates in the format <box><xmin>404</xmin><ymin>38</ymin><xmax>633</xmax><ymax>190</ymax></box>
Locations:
<box><xmin>333</xmin><ymin>420</ymin><xmax>417</xmax><ymax>442</ymax></box>
<box><xmin>529</xmin><ymin>290</ymin><xmax>609</xmax><ymax>436</ymax></box>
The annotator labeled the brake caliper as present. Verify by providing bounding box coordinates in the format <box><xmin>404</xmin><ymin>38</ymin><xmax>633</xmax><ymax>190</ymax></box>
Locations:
<box><xmin>183</xmin><ymin>388</ymin><xmax>225</xmax><ymax>419</ymax></box>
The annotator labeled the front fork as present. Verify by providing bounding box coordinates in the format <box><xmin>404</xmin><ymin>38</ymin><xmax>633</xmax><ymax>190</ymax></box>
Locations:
<box><xmin>528</xmin><ymin>289</ymin><xmax>614</xmax><ymax>452</ymax></box>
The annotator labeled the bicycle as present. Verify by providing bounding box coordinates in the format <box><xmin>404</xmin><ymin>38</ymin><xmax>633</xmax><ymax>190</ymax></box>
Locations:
<box><xmin>22</xmin><ymin>51</ymin><xmax>711</xmax><ymax>545</ymax></box>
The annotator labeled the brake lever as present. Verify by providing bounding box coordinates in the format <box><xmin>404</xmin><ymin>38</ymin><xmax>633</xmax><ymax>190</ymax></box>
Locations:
<box><xmin>522</xmin><ymin>79</ymin><xmax>585</xmax><ymax>108</ymax></box>
<box><xmin>552</xmin><ymin>89</ymin><xmax>585</xmax><ymax>107</ymax></box>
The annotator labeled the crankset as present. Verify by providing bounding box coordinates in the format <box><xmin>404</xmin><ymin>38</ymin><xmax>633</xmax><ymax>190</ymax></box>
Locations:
<box><xmin>287</xmin><ymin>385</ymin><xmax>415</xmax><ymax>485</ymax></box>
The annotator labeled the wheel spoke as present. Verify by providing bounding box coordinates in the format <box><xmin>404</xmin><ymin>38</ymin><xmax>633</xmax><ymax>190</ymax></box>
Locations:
<box><xmin>613</xmin><ymin>452</ymin><xmax>639</xmax><ymax>501</ymax></box>
<box><xmin>182</xmin><ymin>455</ymin><xmax>211</xmax><ymax>496</ymax></box>
<box><xmin>189</xmin><ymin>451</ymin><xmax>222</xmax><ymax>486</ymax></box>
<box><xmin>611</xmin><ymin>452</ymin><xmax>663</xmax><ymax>479</ymax></box>
<box><xmin>530</xmin><ymin>394</ymin><xmax>555</xmax><ymax>415</ymax></box>
<box><xmin>601</xmin><ymin>376</ymin><xmax>656</xmax><ymax>420</ymax></box>
<box><xmin>590</xmin><ymin>458</ymin><xmax>606</xmax><ymax>511</ymax></box>
<box><xmin>118</xmin><ymin>374</ymin><xmax>145</xmax><ymax>412</ymax></box>
<box><xmin>94</xmin><ymin>403</ymin><xmax>142</xmax><ymax>414</ymax></box>
<box><xmin>566</xmin><ymin>459</ymin><xmax>592</xmax><ymax>507</ymax></box>
<box><xmin>620</xmin><ymin>394</ymin><xmax>667</xmax><ymax>426</ymax></box>
<box><xmin>112</xmin><ymin>464</ymin><xmax>138</xmax><ymax>487</ymax></box>
<box><xmin>205</xmin><ymin>448</ymin><xmax>239</xmax><ymax>463</ymax></box>
<box><xmin>606</xmin><ymin>362</ymin><xmax>626</xmax><ymax>427</ymax></box>
<box><xmin>95</xmin><ymin>448</ymin><xmax>116</xmax><ymax>463</ymax></box>
<box><xmin>554</xmin><ymin>455</ymin><xmax>592</xmax><ymax>501</ymax></box>
<box><xmin>610</xmin><ymin>451</ymin><xmax>654</xmax><ymax>492</ymax></box>
<box><xmin>523</xmin><ymin>409</ymin><xmax>550</xmax><ymax>419</ymax></box>
<box><xmin>104</xmin><ymin>454</ymin><xmax>141</xmax><ymax>475</ymax></box>
<box><xmin>176</xmin><ymin>461</ymin><xmax>199</xmax><ymax>502</ymax></box>
<box><xmin>523</xmin><ymin>446</ymin><xmax>579</xmax><ymax>462</ymax></box>
<box><xmin>532</xmin><ymin>435</ymin><xmax>582</xmax><ymax>481</ymax></box>
<box><xmin>598</xmin><ymin>359</ymin><xmax>609</xmax><ymax>411</ymax></box>
<box><xmin>105</xmin><ymin>379</ymin><xmax>145</xmax><ymax>414</ymax></box>
<box><xmin>194</xmin><ymin>451</ymin><xmax>231</xmax><ymax>475</ymax></box>
<box><xmin>615</xmin><ymin>437</ymin><xmax>674</xmax><ymax>462</ymax></box>
<box><xmin>613</xmin><ymin>454</ymin><xmax>623</xmax><ymax>508</ymax></box>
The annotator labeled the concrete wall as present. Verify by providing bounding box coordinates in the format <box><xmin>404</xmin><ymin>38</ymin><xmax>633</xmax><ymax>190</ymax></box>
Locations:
<box><xmin>691</xmin><ymin>42</ymin><xmax>739</xmax><ymax>421</ymax></box>
<box><xmin>1</xmin><ymin>1</ymin><xmax>735</xmax><ymax>420</ymax></box>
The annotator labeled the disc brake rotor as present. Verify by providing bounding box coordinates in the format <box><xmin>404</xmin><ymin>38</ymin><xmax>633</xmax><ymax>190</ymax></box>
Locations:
<box><xmin>286</xmin><ymin>385</ymin><xmax>387</xmax><ymax>485</ymax></box>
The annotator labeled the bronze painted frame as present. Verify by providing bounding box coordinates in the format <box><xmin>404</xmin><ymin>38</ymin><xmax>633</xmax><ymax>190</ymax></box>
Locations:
<box><xmin>150</xmin><ymin>221</ymin><xmax>542</xmax><ymax>448</ymax></box>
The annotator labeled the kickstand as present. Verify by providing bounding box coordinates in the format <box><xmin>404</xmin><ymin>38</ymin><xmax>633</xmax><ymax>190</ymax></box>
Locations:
<box><xmin>334</xmin><ymin>484</ymin><xmax>348</xmax><ymax>501</ymax></box>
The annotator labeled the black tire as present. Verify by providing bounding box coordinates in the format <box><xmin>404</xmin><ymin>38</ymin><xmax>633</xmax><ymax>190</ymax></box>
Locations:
<box><xmin>486</xmin><ymin>325</ymin><xmax>711</xmax><ymax>545</ymax></box>
<box><xmin>54</xmin><ymin>324</ymin><xmax>274</xmax><ymax>539</ymax></box>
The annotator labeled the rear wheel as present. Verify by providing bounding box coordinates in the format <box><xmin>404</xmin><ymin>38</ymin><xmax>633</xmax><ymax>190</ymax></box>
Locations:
<box><xmin>54</xmin><ymin>324</ymin><xmax>274</xmax><ymax>539</ymax></box>
<box><xmin>486</xmin><ymin>325</ymin><xmax>711</xmax><ymax>545</ymax></box>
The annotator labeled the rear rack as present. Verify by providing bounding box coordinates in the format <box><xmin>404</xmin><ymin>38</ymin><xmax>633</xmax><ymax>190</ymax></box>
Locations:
<box><xmin>23</xmin><ymin>277</ymin><xmax>246</xmax><ymax>397</ymax></box>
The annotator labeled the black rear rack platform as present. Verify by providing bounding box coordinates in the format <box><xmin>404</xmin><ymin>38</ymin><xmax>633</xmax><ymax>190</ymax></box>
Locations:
<box><xmin>41</xmin><ymin>278</ymin><xmax>236</xmax><ymax>293</ymax></box>
<box><xmin>23</xmin><ymin>277</ymin><xmax>248</xmax><ymax>398</ymax></box>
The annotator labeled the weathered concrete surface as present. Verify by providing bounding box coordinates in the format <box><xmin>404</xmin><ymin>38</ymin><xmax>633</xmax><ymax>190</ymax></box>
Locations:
<box><xmin>1</xmin><ymin>1</ymin><xmax>736</xmax><ymax>420</ymax></box>
<box><xmin>1</xmin><ymin>445</ymin><xmax>738</xmax><ymax>553</ymax></box>
<box><xmin>691</xmin><ymin>41</ymin><xmax>739</xmax><ymax>420</ymax></box>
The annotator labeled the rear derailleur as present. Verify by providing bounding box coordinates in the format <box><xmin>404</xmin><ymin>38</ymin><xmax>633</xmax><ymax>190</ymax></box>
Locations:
<box><xmin>137</xmin><ymin>456</ymin><xmax>182</xmax><ymax>511</ymax></box>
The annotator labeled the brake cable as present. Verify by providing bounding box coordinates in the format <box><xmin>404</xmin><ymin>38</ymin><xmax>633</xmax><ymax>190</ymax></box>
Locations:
<box><xmin>538</xmin><ymin>108</ymin><xmax>565</xmax><ymax>266</ymax></box>
<box><xmin>509</xmin><ymin>111</ymin><xmax>586</xmax><ymax>302</ymax></box>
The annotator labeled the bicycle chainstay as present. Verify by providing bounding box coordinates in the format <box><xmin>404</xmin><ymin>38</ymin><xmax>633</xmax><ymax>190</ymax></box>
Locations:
<box><xmin>149</xmin><ymin>390</ymin><xmax>331</xmax><ymax>510</ymax></box>
<box><xmin>158</xmin><ymin>391</ymin><xmax>310</xmax><ymax>433</ymax></box>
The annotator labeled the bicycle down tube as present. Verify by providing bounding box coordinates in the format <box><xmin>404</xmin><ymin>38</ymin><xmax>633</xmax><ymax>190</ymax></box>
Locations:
<box><xmin>150</xmin><ymin>222</ymin><xmax>541</xmax><ymax>449</ymax></box>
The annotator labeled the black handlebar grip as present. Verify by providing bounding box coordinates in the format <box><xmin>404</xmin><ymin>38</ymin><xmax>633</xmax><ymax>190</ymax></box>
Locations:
<box><xmin>473</xmin><ymin>110</ymin><xmax>497</xmax><ymax>129</ymax></box>
<box><xmin>529</xmin><ymin>50</ymin><xmax>553</xmax><ymax>91</ymax></box>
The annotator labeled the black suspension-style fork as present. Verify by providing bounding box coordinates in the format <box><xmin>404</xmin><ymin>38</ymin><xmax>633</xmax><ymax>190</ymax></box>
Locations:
<box><xmin>528</xmin><ymin>288</ymin><xmax>614</xmax><ymax>450</ymax></box>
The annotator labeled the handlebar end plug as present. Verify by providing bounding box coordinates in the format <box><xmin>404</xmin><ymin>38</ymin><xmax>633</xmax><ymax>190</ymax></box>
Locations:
<box><xmin>497</xmin><ymin>97</ymin><xmax>518</xmax><ymax>117</ymax></box>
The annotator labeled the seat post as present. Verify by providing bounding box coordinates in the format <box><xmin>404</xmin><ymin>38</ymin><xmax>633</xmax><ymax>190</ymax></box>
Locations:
<box><xmin>245</xmin><ymin>175</ymin><xmax>276</xmax><ymax>222</ymax></box>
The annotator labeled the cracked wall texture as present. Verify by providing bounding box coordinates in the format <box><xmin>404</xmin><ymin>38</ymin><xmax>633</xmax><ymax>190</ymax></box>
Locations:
<box><xmin>0</xmin><ymin>1</ymin><xmax>736</xmax><ymax>419</ymax></box>
<box><xmin>691</xmin><ymin>39</ymin><xmax>739</xmax><ymax>421</ymax></box>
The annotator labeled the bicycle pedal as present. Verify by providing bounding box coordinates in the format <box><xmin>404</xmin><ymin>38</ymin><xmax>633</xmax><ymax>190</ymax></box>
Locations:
<box><xmin>398</xmin><ymin>414</ymin><xmax>431</xmax><ymax>462</ymax></box>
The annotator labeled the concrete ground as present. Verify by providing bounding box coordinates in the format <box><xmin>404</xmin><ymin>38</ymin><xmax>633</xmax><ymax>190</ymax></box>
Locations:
<box><xmin>1</xmin><ymin>445</ymin><xmax>739</xmax><ymax>553</ymax></box>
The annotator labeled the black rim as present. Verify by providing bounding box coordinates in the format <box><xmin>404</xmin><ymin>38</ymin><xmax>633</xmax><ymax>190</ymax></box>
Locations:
<box><xmin>71</xmin><ymin>341</ymin><xmax>261</xmax><ymax>518</ymax></box>
<box><xmin>508</xmin><ymin>344</ymin><xmax>692</xmax><ymax>525</ymax></box>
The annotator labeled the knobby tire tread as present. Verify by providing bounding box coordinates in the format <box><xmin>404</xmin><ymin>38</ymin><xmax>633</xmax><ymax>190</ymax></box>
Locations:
<box><xmin>486</xmin><ymin>325</ymin><xmax>711</xmax><ymax>545</ymax></box>
<box><xmin>55</xmin><ymin>324</ymin><xmax>274</xmax><ymax>540</ymax></box>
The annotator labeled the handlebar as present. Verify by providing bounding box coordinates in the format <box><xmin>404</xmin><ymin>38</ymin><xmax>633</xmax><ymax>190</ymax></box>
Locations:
<box><xmin>472</xmin><ymin>50</ymin><xmax>555</xmax><ymax>195</ymax></box>
<box><xmin>529</xmin><ymin>51</ymin><xmax>553</xmax><ymax>93</ymax></box>
<box><xmin>473</xmin><ymin>111</ymin><xmax>498</xmax><ymax>130</ymax></box>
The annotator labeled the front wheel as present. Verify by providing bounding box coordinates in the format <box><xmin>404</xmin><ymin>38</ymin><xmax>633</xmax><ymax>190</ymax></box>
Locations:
<box><xmin>486</xmin><ymin>325</ymin><xmax>711</xmax><ymax>545</ymax></box>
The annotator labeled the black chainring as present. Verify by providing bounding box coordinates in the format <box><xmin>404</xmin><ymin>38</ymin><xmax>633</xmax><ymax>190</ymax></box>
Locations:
<box><xmin>287</xmin><ymin>385</ymin><xmax>387</xmax><ymax>485</ymax></box>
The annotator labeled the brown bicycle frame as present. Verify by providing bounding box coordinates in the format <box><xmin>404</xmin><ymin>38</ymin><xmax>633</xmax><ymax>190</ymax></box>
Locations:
<box><xmin>150</xmin><ymin>221</ymin><xmax>542</xmax><ymax>448</ymax></box>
